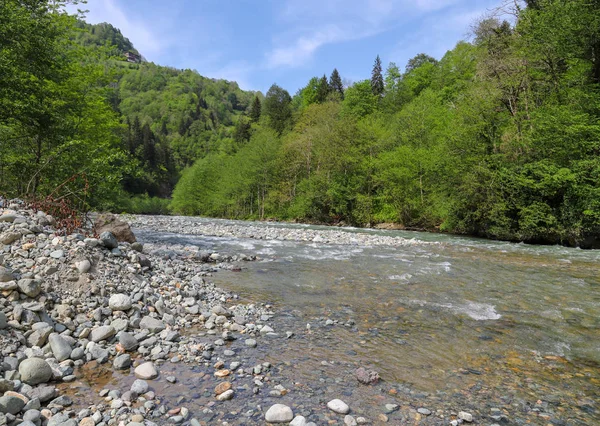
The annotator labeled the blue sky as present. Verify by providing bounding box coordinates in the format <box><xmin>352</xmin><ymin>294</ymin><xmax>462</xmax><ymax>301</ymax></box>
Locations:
<box><xmin>77</xmin><ymin>0</ymin><xmax>505</xmax><ymax>94</ymax></box>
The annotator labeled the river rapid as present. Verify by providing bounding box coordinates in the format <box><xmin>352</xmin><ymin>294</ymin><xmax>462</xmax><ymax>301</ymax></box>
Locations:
<box><xmin>130</xmin><ymin>215</ymin><xmax>600</xmax><ymax>425</ymax></box>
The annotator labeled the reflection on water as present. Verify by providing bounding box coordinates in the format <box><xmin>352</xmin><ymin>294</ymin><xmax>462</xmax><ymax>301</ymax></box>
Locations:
<box><xmin>134</xmin><ymin>221</ymin><xmax>600</xmax><ymax>422</ymax></box>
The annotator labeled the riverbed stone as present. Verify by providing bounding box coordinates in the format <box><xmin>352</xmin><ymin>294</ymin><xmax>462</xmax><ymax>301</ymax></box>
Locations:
<box><xmin>134</xmin><ymin>362</ymin><xmax>158</xmax><ymax>380</ymax></box>
<box><xmin>265</xmin><ymin>404</ymin><xmax>293</xmax><ymax>423</ymax></box>
<box><xmin>139</xmin><ymin>316</ymin><xmax>165</xmax><ymax>333</ymax></box>
<box><xmin>327</xmin><ymin>399</ymin><xmax>350</xmax><ymax>414</ymax></box>
<box><xmin>0</xmin><ymin>312</ymin><xmax>7</xmax><ymax>330</ymax></box>
<box><xmin>18</xmin><ymin>358</ymin><xmax>53</xmax><ymax>385</ymax></box>
<box><xmin>290</xmin><ymin>416</ymin><xmax>308</xmax><ymax>426</ymax></box>
<box><xmin>0</xmin><ymin>267</ymin><xmax>14</xmax><ymax>282</ymax></box>
<box><xmin>99</xmin><ymin>231</ymin><xmax>118</xmax><ymax>249</ymax></box>
<box><xmin>17</xmin><ymin>279</ymin><xmax>41</xmax><ymax>298</ymax></box>
<box><xmin>109</xmin><ymin>293</ymin><xmax>132</xmax><ymax>311</ymax></box>
<box><xmin>216</xmin><ymin>389</ymin><xmax>234</xmax><ymax>401</ymax></box>
<box><xmin>113</xmin><ymin>354</ymin><xmax>131</xmax><ymax>370</ymax></box>
<box><xmin>214</xmin><ymin>382</ymin><xmax>231</xmax><ymax>395</ymax></box>
<box><xmin>48</xmin><ymin>334</ymin><xmax>72</xmax><ymax>362</ymax></box>
<box><xmin>90</xmin><ymin>325</ymin><xmax>115</xmax><ymax>342</ymax></box>
<box><xmin>131</xmin><ymin>379</ymin><xmax>148</xmax><ymax>394</ymax></box>
<box><xmin>0</xmin><ymin>395</ymin><xmax>25</xmax><ymax>415</ymax></box>
<box><xmin>119</xmin><ymin>332</ymin><xmax>139</xmax><ymax>351</ymax></box>
<box><xmin>458</xmin><ymin>411</ymin><xmax>473</xmax><ymax>422</ymax></box>
<box><xmin>75</xmin><ymin>259</ymin><xmax>91</xmax><ymax>273</ymax></box>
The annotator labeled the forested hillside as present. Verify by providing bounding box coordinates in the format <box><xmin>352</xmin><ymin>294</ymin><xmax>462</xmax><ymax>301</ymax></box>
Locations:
<box><xmin>171</xmin><ymin>1</ymin><xmax>600</xmax><ymax>247</ymax></box>
<box><xmin>2</xmin><ymin>0</ymin><xmax>600</xmax><ymax>247</ymax></box>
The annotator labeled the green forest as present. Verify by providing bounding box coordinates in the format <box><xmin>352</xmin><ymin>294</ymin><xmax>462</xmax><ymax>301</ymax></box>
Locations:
<box><xmin>2</xmin><ymin>0</ymin><xmax>600</xmax><ymax>247</ymax></box>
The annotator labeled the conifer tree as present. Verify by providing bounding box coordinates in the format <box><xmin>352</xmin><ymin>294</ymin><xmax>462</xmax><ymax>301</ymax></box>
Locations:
<box><xmin>329</xmin><ymin>68</ymin><xmax>344</xmax><ymax>99</ymax></box>
<box><xmin>371</xmin><ymin>55</ymin><xmax>384</xmax><ymax>96</ymax></box>
<box><xmin>316</xmin><ymin>74</ymin><xmax>330</xmax><ymax>103</ymax></box>
<box><xmin>249</xmin><ymin>95</ymin><xmax>262</xmax><ymax>122</ymax></box>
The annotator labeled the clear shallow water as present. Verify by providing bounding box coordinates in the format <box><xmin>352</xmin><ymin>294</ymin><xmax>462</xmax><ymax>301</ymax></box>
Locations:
<box><xmin>134</xmin><ymin>218</ymin><xmax>600</xmax><ymax>423</ymax></box>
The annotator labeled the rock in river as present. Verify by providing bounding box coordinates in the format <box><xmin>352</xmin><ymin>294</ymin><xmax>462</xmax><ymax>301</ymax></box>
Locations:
<box><xmin>327</xmin><ymin>399</ymin><xmax>350</xmax><ymax>414</ymax></box>
<box><xmin>265</xmin><ymin>404</ymin><xmax>294</xmax><ymax>423</ymax></box>
<box><xmin>134</xmin><ymin>362</ymin><xmax>158</xmax><ymax>380</ymax></box>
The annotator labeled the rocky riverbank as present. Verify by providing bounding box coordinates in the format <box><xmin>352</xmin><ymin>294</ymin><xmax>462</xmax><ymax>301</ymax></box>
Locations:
<box><xmin>6</xmin><ymin>202</ymin><xmax>564</xmax><ymax>426</ymax></box>
<box><xmin>1</xmin><ymin>202</ymin><xmax>337</xmax><ymax>426</ymax></box>
<box><xmin>127</xmin><ymin>216</ymin><xmax>431</xmax><ymax>248</ymax></box>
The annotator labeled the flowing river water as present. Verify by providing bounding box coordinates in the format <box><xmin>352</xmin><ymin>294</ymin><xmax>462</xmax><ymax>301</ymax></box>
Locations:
<box><xmin>87</xmin><ymin>217</ymin><xmax>600</xmax><ymax>425</ymax></box>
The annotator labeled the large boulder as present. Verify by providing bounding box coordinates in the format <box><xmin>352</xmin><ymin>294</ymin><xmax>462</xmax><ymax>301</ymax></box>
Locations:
<box><xmin>93</xmin><ymin>214</ymin><xmax>136</xmax><ymax>243</ymax></box>
<box><xmin>18</xmin><ymin>358</ymin><xmax>53</xmax><ymax>385</ymax></box>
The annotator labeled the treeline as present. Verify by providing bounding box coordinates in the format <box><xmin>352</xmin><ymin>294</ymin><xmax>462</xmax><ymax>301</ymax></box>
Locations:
<box><xmin>3</xmin><ymin>0</ymin><xmax>600</xmax><ymax>246</ymax></box>
<box><xmin>172</xmin><ymin>0</ymin><xmax>600</xmax><ymax>247</ymax></box>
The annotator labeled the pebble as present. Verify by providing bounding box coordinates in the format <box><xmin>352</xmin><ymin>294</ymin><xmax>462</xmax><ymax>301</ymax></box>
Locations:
<box><xmin>327</xmin><ymin>399</ymin><xmax>350</xmax><ymax>414</ymax></box>
<box><xmin>216</xmin><ymin>389</ymin><xmax>234</xmax><ymax>401</ymax></box>
<box><xmin>458</xmin><ymin>411</ymin><xmax>473</xmax><ymax>422</ymax></box>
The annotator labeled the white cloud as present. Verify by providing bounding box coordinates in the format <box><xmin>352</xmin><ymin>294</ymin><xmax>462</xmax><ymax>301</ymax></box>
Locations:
<box><xmin>264</xmin><ymin>0</ymin><xmax>466</xmax><ymax>70</ymax></box>
<box><xmin>266</xmin><ymin>25</ymin><xmax>346</xmax><ymax>69</ymax></box>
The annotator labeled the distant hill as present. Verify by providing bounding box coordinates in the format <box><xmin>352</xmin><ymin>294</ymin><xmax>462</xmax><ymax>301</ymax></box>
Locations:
<box><xmin>71</xmin><ymin>20</ymin><xmax>261</xmax><ymax>200</ymax></box>
<box><xmin>74</xmin><ymin>21</ymin><xmax>140</xmax><ymax>61</ymax></box>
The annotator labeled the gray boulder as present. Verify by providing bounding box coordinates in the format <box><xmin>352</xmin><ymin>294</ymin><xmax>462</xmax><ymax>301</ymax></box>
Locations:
<box><xmin>17</xmin><ymin>279</ymin><xmax>41</xmax><ymax>298</ymax></box>
<box><xmin>99</xmin><ymin>232</ymin><xmax>118</xmax><ymax>249</ymax></box>
<box><xmin>48</xmin><ymin>334</ymin><xmax>72</xmax><ymax>362</ymax></box>
<box><xmin>0</xmin><ymin>266</ymin><xmax>14</xmax><ymax>282</ymax></box>
<box><xmin>90</xmin><ymin>325</ymin><xmax>115</xmax><ymax>342</ymax></box>
<box><xmin>0</xmin><ymin>395</ymin><xmax>25</xmax><ymax>415</ymax></box>
<box><xmin>19</xmin><ymin>358</ymin><xmax>53</xmax><ymax>385</ymax></box>
<box><xmin>139</xmin><ymin>316</ymin><xmax>165</xmax><ymax>333</ymax></box>
<box><xmin>118</xmin><ymin>332</ymin><xmax>139</xmax><ymax>351</ymax></box>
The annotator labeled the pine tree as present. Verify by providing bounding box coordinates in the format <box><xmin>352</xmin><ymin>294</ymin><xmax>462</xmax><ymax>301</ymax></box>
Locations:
<box><xmin>371</xmin><ymin>55</ymin><xmax>384</xmax><ymax>96</ymax></box>
<box><xmin>316</xmin><ymin>74</ymin><xmax>330</xmax><ymax>103</ymax></box>
<box><xmin>329</xmin><ymin>68</ymin><xmax>344</xmax><ymax>99</ymax></box>
<box><xmin>249</xmin><ymin>95</ymin><xmax>262</xmax><ymax>123</ymax></box>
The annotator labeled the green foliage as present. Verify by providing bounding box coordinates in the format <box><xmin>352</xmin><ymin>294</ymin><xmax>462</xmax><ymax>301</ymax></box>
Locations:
<box><xmin>342</xmin><ymin>81</ymin><xmax>378</xmax><ymax>118</ymax></box>
<box><xmin>263</xmin><ymin>84</ymin><xmax>292</xmax><ymax>135</ymax></box>
<box><xmin>0</xmin><ymin>0</ymin><xmax>130</xmax><ymax>207</ymax></box>
<box><xmin>171</xmin><ymin>0</ymin><xmax>600</xmax><ymax>247</ymax></box>
<box><xmin>6</xmin><ymin>1</ymin><xmax>600</xmax><ymax>247</ymax></box>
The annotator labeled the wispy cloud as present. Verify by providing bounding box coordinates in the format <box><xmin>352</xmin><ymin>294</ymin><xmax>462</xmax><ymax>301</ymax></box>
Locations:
<box><xmin>264</xmin><ymin>0</ymin><xmax>465</xmax><ymax>70</ymax></box>
<box><xmin>266</xmin><ymin>25</ymin><xmax>346</xmax><ymax>69</ymax></box>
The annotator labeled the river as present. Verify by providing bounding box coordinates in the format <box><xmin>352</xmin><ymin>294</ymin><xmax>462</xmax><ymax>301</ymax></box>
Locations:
<box><xmin>131</xmin><ymin>216</ymin><xmax>600</xmax><ymax>425</ymax></box>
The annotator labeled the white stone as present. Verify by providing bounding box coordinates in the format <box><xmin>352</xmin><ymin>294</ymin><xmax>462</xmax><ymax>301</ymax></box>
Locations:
<box><xmin>216</xmin><ymin>389</ymin><xmax>234</xmax><ymax>401</ymax></box>
<box><xmin>327</xmin><ymin>399</ymin><xmax>350</xmax><ymax>414</ymax></box>
<box><xmin>290</xmin><ymin>415</ymin><xmax>307</xmax><ymax>426</ymax></box>
<box><xmin>265</xmin><ymin>404</ymin><xmax>294</xmax><ymax>423</ymax></box>
<box><xmin>108</xmin><ymin>294</ymin><xmax>132</xmax><ymax>311</ymax></box>
<box><xmin>458</xmin><ymin>411</ymin><xmax>473</xmax><ymax>422</ymax></box>
<box><xmin>76</xmin><ymin>259</ymin><xmax>91</xmax><ymax>273</ymax></box>
<box><xmin>134</xmin><ymin>362</ymin><xmax>158</xmax><ymax>380</ymax></box>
